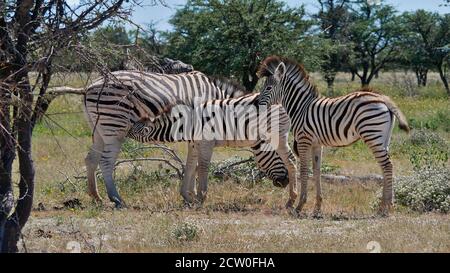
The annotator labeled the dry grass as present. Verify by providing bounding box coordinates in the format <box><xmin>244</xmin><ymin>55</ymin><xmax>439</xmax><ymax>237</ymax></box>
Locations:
<box><xmin>22</xmin><ymin>205</ymin><xmax>449</xmax><ymax>252</ymax></box>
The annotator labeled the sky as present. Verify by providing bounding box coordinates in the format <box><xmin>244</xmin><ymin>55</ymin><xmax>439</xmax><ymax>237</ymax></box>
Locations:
<box><xmin>131</xmin><ymin>0</ymin><xmax>449</xmax><ymax>32</ymax></box>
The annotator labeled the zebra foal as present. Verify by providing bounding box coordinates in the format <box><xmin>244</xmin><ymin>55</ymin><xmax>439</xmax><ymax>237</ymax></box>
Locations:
<box><xmin>257</xmin><ymin>56</ymin><xmax>410</xmax><ymax>216</ymax></box>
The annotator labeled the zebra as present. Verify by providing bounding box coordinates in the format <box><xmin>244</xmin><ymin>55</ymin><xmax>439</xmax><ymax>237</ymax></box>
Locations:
<box><xmin>83</xmin><ymin>70</ymin><xmax>291</xmax><ymax>207</ymax></box>
<box><xmin>257</xmin><ymin>56</ymin><xmax>410</xmax><ymax>216</ymax></box>
<box><xmin>128</xmin><ymin>93</ymin><xmax>298</xmax><ymax>207</ymax></box>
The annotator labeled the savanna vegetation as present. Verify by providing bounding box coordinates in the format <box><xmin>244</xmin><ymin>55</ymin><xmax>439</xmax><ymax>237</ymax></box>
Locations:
<box><xmin>1</xmin><ymin>0</ymin><xmax>449</xmax><ymax>252</ymax></box>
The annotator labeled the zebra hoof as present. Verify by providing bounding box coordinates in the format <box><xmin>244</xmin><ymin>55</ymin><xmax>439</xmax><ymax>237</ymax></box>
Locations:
<box><xmin>377</xmin><ymin>200</ymin><xmax>393</xmax><ymax>217</ymax></box>
<box><xmin>114</xmin><ymin>203</ymin><xmax>127</xmax><ymax>210</ymax></box>
<box><xmin>293</xmin><ymin>210</ymin><xmax>308</xmax><ymax>219</ymax></box>
<box><xmin>111</xmin><ymin>198</ymin><xmax>127</xmax><ymax>209</ymax></box>
<box><xmin>377</xmin><ymin>206</ymin><xmax>391</xmax><ymax>217</ymax></box>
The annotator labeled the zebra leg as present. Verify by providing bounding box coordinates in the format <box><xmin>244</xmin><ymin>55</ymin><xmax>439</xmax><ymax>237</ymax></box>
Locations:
<box><xmin>360</xmin><ymin>116</ymin><xmax>395</xmax><ymax>217</ymax></box>
<box><xmin>311</xmin><ymin>145</ymin><xmax>323</xmax><ymax>217</ymax></box>
<box><xmin>368</xmin><ymin>145</ymin><xmax>394</xmax><ymax>216</ymax></box>
<box><xmin>85</xmin><ymin>132</ymin><xmax>104</xmax><ymax>202</ymax></box>
<box><xmin>295</xmin><ymin>140</ymin><xmax>312</xmax><ymax>214</ymax></box>
<box><xmin>275</xmin><ymin>139</ymin><xmax>297</xmax><ymax>209</ymax></box>
<box><xmin>180</xmin><ymin>143</ymin><xmax>198</xmax><ymax>204</ymax></box>
<box><xmin>99</xmin><ymin>138</ymin><xmax>126</xmax><ymax>208</ymax></box>
<box><xmin>196</xmin><ymin>142</ymin><xmax>214</xmax><ymax>204</ymax></box>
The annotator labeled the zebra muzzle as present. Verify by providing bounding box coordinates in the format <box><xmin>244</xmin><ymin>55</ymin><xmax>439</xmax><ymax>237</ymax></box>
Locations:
<box><xmin>273</xmin><ymin>176</ymin><xmax>289</xmax><ymax>188</ymax></box>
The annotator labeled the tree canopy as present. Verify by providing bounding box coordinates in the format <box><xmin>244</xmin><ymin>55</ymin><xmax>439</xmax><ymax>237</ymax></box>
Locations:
<box><xmin>404</xmin><ymin>10</ymin><xmax>450</xmax><ymax>94</ymax></box>
<box><xmin>164</xmin><ymin>0</ymin><xmax>311</xmax><ymax>91</ymax></box>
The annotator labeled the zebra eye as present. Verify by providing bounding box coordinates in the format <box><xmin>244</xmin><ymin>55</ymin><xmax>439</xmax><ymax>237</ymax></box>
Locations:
<box><xmin>266</xmin><ymin>86</ymin><xmax>273</xmax><ymax>91</ymax></box>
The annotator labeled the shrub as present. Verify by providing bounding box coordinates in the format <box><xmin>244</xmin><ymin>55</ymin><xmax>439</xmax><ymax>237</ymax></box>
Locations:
<box><xmin>409</xmin><ymin>110</ymin><xmax>450</xmax><ymax>132</ymax></box>
<box><xmin>394</xmin><ymin>168</ymin><xmax>450</xmax><ymax>213</ymax></box>
<box><xmin>170</xmin><ymin>222</ymin><xmax>200</xmax><ymax>243</ymax></box>
<box><xmin>407</xmin><ymin>130</ymin><xmax>449</xmax><ymax>171</ymax></box>
<box><xmin>211</xmin><ymin>156</ymin><xmax>266</xmax><ymax>185</ymax></box>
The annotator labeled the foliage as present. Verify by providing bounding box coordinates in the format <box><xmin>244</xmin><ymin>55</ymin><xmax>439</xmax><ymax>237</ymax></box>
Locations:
<box><xmin>313</xmin><ymin>0</ymin><xmax>353</xmax><ymax>94</ymax></box>
<box><xmin>164</xmin><ymin>0</ymin><xmax>311</xmax><ymax>91</ymax></box>
<box><xmin>403</xmin><ymin>10</ymin><xmax>450</xmax><ymax>94</ymax></box>
<box><xmin>408</xmin><ymin>110</ymin><xmax>450</xmax><ymax>132</ymax></box>
<box><xmin>394</xmin><ymin>168</ymin><xmax>450</xmax><ymax>213</ymax></box>
<box><xmin>346</xmin><ymin>0</ymin><xmax>404</xmax><ymax>86</ymax></box>
<box><xmin>170</xmin><ymin>222</ymin><xmax>200</xmax><ymax>243</ymax></box>
<box><xmin>407</xmin><ymin>130</ymin><xmax>449</xmax><ymax>171</ymax></box>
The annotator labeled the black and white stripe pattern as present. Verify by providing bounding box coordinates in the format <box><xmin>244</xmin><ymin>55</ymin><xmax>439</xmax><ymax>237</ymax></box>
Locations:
<box><xmin>83</xmin><ymin>70</ymin><xmax>291</xmax><ymax>207</ymax></box>
<box><xmin>128</xmin><ymin>93</ymin><xmax>297</xmax><ymax>204</ymax></box>
<box><xmin>258</xmin><ymin>56</ymin><xmax>410</xmax><ymax>215</ymax></box>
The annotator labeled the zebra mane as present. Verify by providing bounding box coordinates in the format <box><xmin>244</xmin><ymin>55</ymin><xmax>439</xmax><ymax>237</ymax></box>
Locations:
<box><xmin>257</xmin><ymin>55</ymin><xmax>319</xmax><ymax>95</ymax></box>
<box><xmin>208</xmin><ymin>76</ymin><xmax>251</xmax><ymax>98</ymax></box>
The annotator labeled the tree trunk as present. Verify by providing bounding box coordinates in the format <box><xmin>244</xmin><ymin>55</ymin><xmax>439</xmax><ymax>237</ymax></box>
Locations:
<box><xmin>414</xmin><ymin>67</ymin><xmax>428</xmax><ymax>87</ymax></box>
<box><xmin>242</xmin><ymin>72</ymin><xmax>258</xmax><ymax>92</ymax></box>
<box><xmin>1</xmin><ymin>72</ymin><xmax>35</xmax><ymax>253</ymax></box>
<box><xmin>351</xmin><ymin>71</ymin><xmax>356</xmax><ymax>81</ymax></box>
<box><xmin>325</xmin><ymin>74</ymin><xmax>335</xmax><ymax>97</ymax></box>
<box><xmin>360</xmin><ymin>66</ymin><xmax>371</xmax><ymax>88</ymax></box>
<box><xmin>437</xmin><ymin>64</ymin><xmax>449</xmax><ymax>96</ymax></box>
<box><xmin>0</xmin><ymin>97</ymin><xmax>15</xmax><ymax>251</ymax></box>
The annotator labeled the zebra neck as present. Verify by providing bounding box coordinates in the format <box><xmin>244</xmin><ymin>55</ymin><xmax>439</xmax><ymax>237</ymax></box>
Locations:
<box><xmin>281</xmin><ymin>77</ymin><xmax>321</xmax><ymax>130</ymax></box>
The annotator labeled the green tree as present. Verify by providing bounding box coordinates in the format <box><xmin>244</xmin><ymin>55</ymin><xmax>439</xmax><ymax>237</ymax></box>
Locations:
<box><xmin>405</xmin><ymin>10</ymin><xmax>450</xmax><ymax>95</ymax></box>
<box><xmin>347</xmin><ymin>0</ymin><xmax>403</xmax><ymax>87</ymax></box>
<box><xmin>164</xmin><ymin>0</ymin><xmax>310</xmax><ymax>91</ymax></box>
<box><xmin>90</xmin><ymin>24</ymin><xmax>131</xmax><ymax>70</ymax></box>
<box><xmin>397</xmin><ymin>14</ymin><xmax>434</xmax><ymax>87</ymax></box>
<box><xmin>314</xmin><ymin>0</ymin><xmax>352</xmax><ymax>95</ymax></box>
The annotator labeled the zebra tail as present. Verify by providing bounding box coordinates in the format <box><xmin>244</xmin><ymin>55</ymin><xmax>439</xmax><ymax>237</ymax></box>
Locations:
<box><xmin>380</xmin><ymin>95</ymin><xmax>410</xmax><ymax>133</ymax></box>
<box><xmin>81</xmin><ymin>92</ymin><xmax>97</xmax><ymax>143</ymax></box>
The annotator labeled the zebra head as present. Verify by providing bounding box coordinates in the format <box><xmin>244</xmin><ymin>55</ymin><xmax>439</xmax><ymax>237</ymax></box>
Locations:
<box><xmin>128</xmin><ymin>119</ymin><xmax>158</xmax><ymax>142</ymax></box>
<box><xmin>271</xmin><ymin>174</ymin><xmax>289</xmax><ymax>188</ymax></box>
<box><xmin>257</xmin><ymin>56</ymin><xmax>287</xmax><ymax>106</ymax></box>
<box><xmin>160</xmin><ymin>58</ymin><xmax>194</xmax><ymax>74</ymax></box>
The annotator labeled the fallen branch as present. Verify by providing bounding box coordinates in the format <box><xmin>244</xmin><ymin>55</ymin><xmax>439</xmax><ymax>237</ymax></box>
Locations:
<box><xmin>46</xmin><ymin>86</ymin><xmax>86</xmax><ymax>97</ymax></box>
<box><xmin>115</xmin><ymin>157</ymin><xmax>183</xmax><ymax>180</ymax></box>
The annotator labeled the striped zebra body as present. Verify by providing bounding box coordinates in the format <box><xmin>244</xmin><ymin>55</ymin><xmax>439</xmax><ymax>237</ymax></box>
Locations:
<box><xmin>83</xmin><ymin>70</ymin><xmax>289</xmax><ymax>207</ymax></box>
<box><xmin>129</xmin><ymin>93</ymin><xmax>297</xmax><ymax>205</ymax></box>
<box><xmin>257</xmin><ymin>56</ymin><xmax>410</xmax><ymax>216</ymax></box>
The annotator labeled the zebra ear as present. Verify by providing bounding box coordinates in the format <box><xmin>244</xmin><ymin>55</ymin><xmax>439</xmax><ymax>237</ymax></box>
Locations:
<box><xmin>274</xmin><ymin>62</ymin><xmax>286</xmax><ymax>82</ymax></box>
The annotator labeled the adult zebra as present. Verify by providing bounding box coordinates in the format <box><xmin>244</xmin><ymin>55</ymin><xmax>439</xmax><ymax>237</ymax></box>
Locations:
<box><xmin>83</xmin><ymin>70</ymin><xmax>291</xmax><ymax>207</ymax></box>
<box><xmin>129</xmin><ymin>93</ymin><xmax>298</xmax><ymax>207</ymax></box>
<box><xmin>257</xmin><ymin>56</ymin><xmax>410</xmax><ymax>216</ymax></box>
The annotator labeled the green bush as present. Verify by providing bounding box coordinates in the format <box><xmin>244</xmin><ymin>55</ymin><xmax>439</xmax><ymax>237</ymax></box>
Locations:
<box><xmin>407</xmin><ymin>130</ymin><xmax>449</xmax><ymax>171</ymax></box>
<box><xmin>409</xmin><ymin>110</ymin><xmax>450</xmax><ymax>132</ymax></box>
